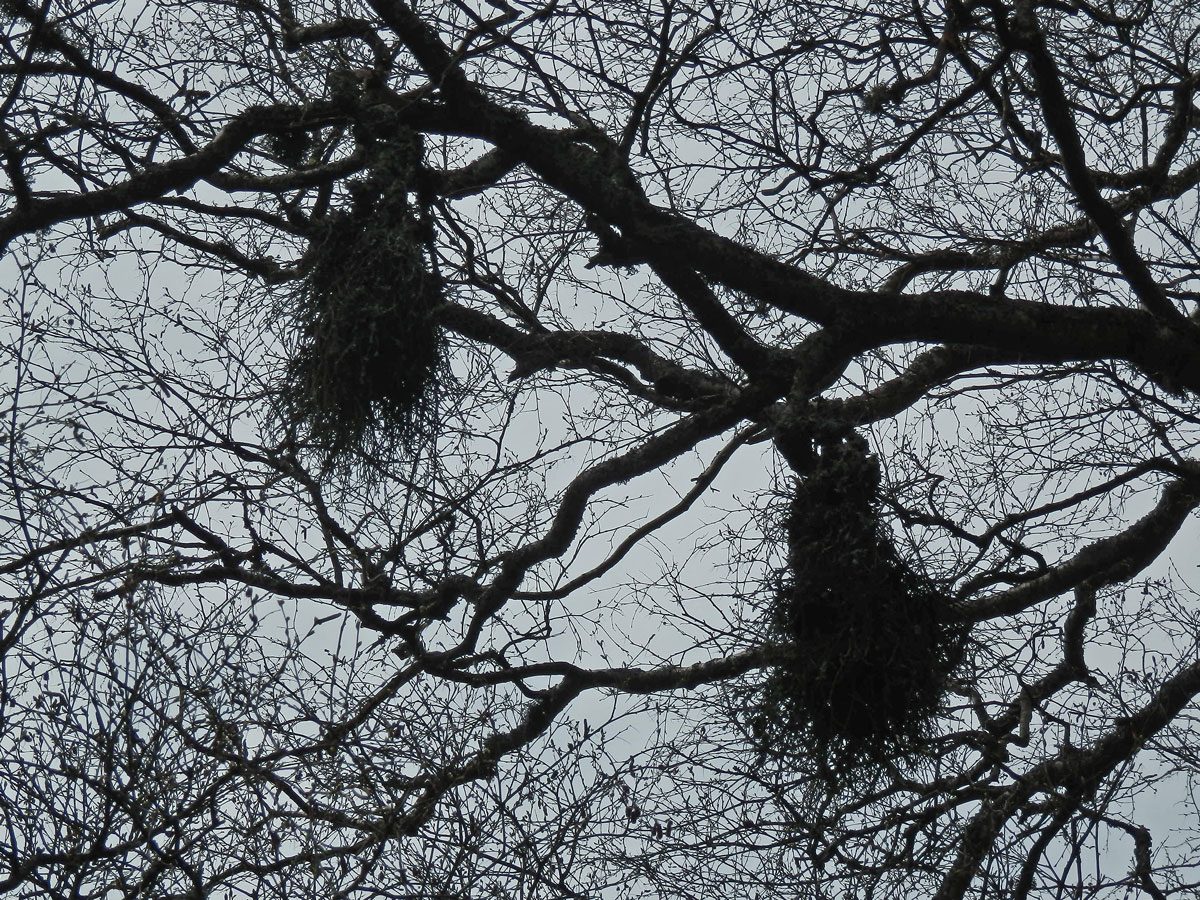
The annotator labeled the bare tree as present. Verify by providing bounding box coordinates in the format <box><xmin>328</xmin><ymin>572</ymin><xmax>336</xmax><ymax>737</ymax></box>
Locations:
<box><xmin>3</xmin><ymin>0</ymin><xmax>1200</xmax><ymax>897</ymax></box>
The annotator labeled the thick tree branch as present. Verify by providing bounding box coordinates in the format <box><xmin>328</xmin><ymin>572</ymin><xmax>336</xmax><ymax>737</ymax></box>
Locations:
<box><xmin>0</xmin><ymin>102</ymin><xmax>346</xmax><ymax>252</ymax></box>
<box><xmin>966</xmin><ymin>470</ymin><xmax>1200</xmax><ymax>620</ymax></box>
<box><xmin>935</xmin><ymin>653</ymin><xmax>1200</xmax><ymax>900</ymax></box>
<box><xmin>1004</xmin><ymin>3</ymin><xmax>1187</xmax><ymax>324</ymax></box>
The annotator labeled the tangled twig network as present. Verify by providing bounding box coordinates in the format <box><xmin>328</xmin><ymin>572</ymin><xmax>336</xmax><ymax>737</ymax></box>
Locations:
<box><xmin>279</xmin><ymin>128</ymin><xmax>444</xmax><ymax>464</ymax></box>
<box><xmin>752</xmin><ymin>432</ymin><xmax>967</xmax><ymax>778</ymax></box>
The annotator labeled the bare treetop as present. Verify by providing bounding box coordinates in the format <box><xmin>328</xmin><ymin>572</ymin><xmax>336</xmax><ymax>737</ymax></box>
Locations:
<box><xmin>3</xmin><ymin>0</ymin><xmax>1200</xmax><ymax>897</ymax></box>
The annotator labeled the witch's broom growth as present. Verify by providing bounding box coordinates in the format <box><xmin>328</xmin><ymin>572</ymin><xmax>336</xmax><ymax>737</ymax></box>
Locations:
<box><xmin>751</xmin><ymin>432</ymin><xmax>967</xmax><ymax>777</ymax></box>
<box><xmin>279</xmin><ymin>129</ymin><xmax>444</xmax><ymax>463</ymax></box>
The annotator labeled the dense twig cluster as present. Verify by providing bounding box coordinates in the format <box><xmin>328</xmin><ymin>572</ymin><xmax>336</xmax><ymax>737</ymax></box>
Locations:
<box><xmin>753</xmin><ymin>433</ymin><xmax>966</xmax><ymax>776</ymax></box>
<box><xmin>279</xmin><ymin>130</ymin><xmax>443</xmax><ymax>462</ymax></box>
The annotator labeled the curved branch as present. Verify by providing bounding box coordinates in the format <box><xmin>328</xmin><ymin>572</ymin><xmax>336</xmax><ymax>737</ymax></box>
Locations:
<box><xmin>0</xmin><ymin>102</ymin><xmax>346</xmax><ymax>251</ymax></box>
<box><xmin>935</xmin><ymin>652</ymin><xmax>1200</xmax><ymax>900</ymax></box>
<box><xmin>1003</xmin><ymin>5</ymin><xmax>1186</xmax><ymax>324</ymax></box>
<box><xmin>965</xmin><ymin>470</ymin><xmax>1200</xmax><ymax>621</ymax></box>
<box><xmin>515</xmin><ymin>426</ymin><xmax>758</xmax><ymax>602</ymax></box>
